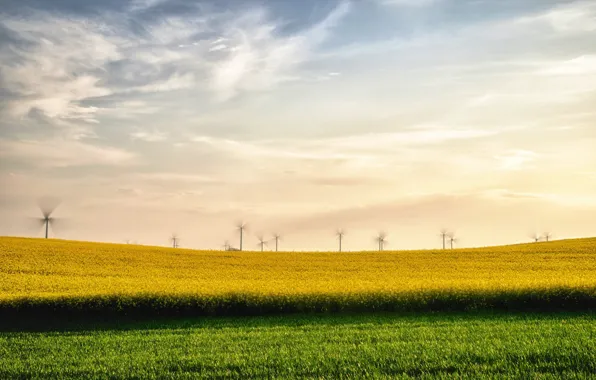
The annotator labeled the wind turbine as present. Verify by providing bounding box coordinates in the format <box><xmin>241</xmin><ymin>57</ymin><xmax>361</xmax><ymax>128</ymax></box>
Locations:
<box><xmin>236</xmin><ymin>222</ymin><xmax>247</xmax><ymax>251</ymax></box>
<box><xmin>530</xmin><ymin>233</ymin><xmax>542</xmax><ymax>243</ymax></box>
<box><xmin>222</xmin><ymin>240</ymin><xmax>231</xmax><ymax>251</ymax></box>
<box><xmin>375</xmin><ymin>231</ymin><xmax>388</xmax><ymax>251</ymax></box>
<box><xmin>439</xmin><ymin>229</ymin><xmax>450</xmax><ymax>250</ymax></box>
<box><xmin>336</xmin><ymin>229</ymin><xmax>345</xmax><ymax>252</ymax></box>
<box><xmin>271</xmin><ymin>233</ymin><xmax>281</xmax><ymax>252</ymax></box>
<box><xmin>448</xmin><ymin>233</ymin><xmax>458</xmax><ymax>249</ymax></box>
<box><xmin>36</xmin><ymin>197</ymin><xmax>61</xmax><ymax>239</ymax></box>
<box><xmin>170</xmin><ymin>233</ymin><xmax>179</xmax><ymax>248</ymax></box>
<box><xmin>257</xmin><ymin>235</ymin><xmax>267</xmax><ymax>252</ymax></box>
<box><xmin>543</xmin><ymin>232</ymin><xmax>553</xmax><ymax>242</ymax></box>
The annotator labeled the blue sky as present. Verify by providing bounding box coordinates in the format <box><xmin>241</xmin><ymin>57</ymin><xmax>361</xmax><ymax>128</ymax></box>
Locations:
<box><xmin>1</xmin><ymin>0</ymin><xmax>596</xmax><ymax>250</ymax></box>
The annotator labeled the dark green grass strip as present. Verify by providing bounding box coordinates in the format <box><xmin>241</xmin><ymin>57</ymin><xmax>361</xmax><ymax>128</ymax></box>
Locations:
<box><xmin>2</xmin><ymin>287</ymin><xmax>595</xmax><ymax>323</ymax></box>
<box><xmin>0</xmin><ymin>313</ymin><xmax>595</xmax><ymax>379</ymax></box>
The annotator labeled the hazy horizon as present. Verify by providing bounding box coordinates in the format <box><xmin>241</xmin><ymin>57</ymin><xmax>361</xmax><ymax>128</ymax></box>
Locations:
<box><xmin>1</xmin><ymin>0</ymin><xmax>595</xmax><ymax>250</ymax></box>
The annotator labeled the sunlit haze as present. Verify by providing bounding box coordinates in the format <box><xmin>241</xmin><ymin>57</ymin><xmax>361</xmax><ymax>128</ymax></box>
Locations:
<box><xmin>1</xmin><ymin>0</ymin><xmax>595</xmax><ymax>250</ymax></box>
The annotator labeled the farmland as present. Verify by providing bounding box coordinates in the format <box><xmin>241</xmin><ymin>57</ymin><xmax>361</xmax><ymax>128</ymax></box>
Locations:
<box><xmin>1</xmin><ymin>237</ymin><xmax>596</xmax><ymax>378</ymax></box>
<box><xmin>1</xmin><ymin>237</ymin><xmax>595</xmax><ymax>316</ymax></box>
<box><xmin>1</xmin><ymin>313</ymin><xmax>595</xmax><ymax>379</ymax></box>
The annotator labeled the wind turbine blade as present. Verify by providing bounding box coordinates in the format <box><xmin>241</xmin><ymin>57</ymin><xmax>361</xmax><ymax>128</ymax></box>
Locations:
<box><xmin>27</xmin><ymin>217</ymin><xmax>47</xmax><ymax>228</ymax></box>
<box><xmin>24</xmin><ymin>216</ymin><xmax>47</xmax><ymax>236</ymax></box>
<box><xmin>47</xmin><ymin>217</ymin><xmax>69</xmax><ymax>235</ymax></box>
<box><xmin>38</xmin><ymin>197</ymin><xmax>61</xmax><ymax>219</ymax></box>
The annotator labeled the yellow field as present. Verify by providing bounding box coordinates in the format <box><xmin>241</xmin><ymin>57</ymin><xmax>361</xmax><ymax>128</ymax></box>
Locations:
<box><xmin>1</xmin><ymin>236</ymin><xmax>596</xmax><ymax>314</ymax></box>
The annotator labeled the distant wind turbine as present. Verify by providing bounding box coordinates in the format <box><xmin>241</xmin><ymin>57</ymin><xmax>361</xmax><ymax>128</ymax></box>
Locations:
<box><xmin>530</xmin><ymin>233</ymin><xmax>542</xmax><ymax>243</ymax></box>
<box><xmin>439</xmin><ymin>229</ymin><xmax>450</xmax><ymax>250</ymax></box>
<box><xmin>272</xmin><ymin>233</ymin><xmax>281</xmax><ymax>252</ymax></box>
<box><xmin>237</xmin><ymin>222</ymin><xmax>247</xmax><ymax>251</ymax></box>
<box><xmin>257</xmin><ymin>235</ymin><xmax>267</xmax><ymax>252</ymax></box>
<box><xmin>222</xmin><ymin>240</ymin><xmax>231</xmax><ymax>251</ymax></box>
<box><xmin>448</xmin><ymin>233</ymin><xmax>458</xmax><ymax>249</ymax></box>
<box><xmin>336</xmin><ymin>229</ymin><xmax>345</xmax><ymax>252</ymax></box>
<box><xmin>375</xmin><ymin>231</ymin><xmax>388</xmax><ymax>252</ymax></box>
<box><xmin>543</xmin><ymin>232</ymin><xmax>553</xmax><ymax>242</ymax></box>
<box><xmin>36</xmin><ymin>197</ymin><xmax>62</xmax><ymax>239</ymax></box>
<box><xmin>170</xmin><ymin>233</ymin><xmax>179</xmax><ymax>248</ymax></box>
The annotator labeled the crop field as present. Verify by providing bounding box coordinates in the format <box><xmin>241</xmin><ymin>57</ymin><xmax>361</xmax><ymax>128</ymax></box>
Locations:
<box><xmin>1</xmin><ymin>237</ymin><xmax>596</xmax><ymax>378</ymax></box>
<box><xmin>1</xmin><ymin>236</ymin><xmax>596</xmax><ymax>316</ymax></box>
<box><xmin>1</xmin><ymin>313</ymin><xmax>595</xmax><ymax>379</ymax></box>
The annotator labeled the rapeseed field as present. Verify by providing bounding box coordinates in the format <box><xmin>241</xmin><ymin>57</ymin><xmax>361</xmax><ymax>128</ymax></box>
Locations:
<box><xmin>1</xmin><ymin>236</ymin><xmax>595</xmax><ymax>315</ymax></box>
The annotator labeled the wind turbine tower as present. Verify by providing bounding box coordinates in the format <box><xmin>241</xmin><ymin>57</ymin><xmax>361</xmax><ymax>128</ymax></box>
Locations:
<box><xmin>237</xmin><ymin>222</ymin><xmax>247</xmax><ymax>251</ymax></box>
<box><xmin>272</xmin><ymin>233</ymin><xmax>281</xmax><ymax>252</ymax></box>
<box><xmin>448</xmin><ymin>233</ymin><xmax>458</xmax><ymax>249</ymax></box>
<box><xmin>170</xmin><ymin>234</ymin><xmax>179</xmax><ymax>248</ymax></box>
<box><xmin>376</xmin><ymin>232</ymin><xmax>387</xmax><ymax>252</ymax></box>
<box><xmin>336</xmin><ymin>229</ymin><xmax>345</xmax><ymax>252</ymax></box>
<box><xmin>439</xmin><ymin>229</ymin><xmax>450</xmax><ymax>250</ymax></box>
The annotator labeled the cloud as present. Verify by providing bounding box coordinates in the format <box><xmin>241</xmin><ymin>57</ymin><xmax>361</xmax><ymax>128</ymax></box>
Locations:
<box><xmin>134</xmin><ymin>173</ymin><xmax>220</xmax><ymax>184</ymax></box>
<box><xmin>494</xmin><ymin>150</ymin><xmax>539</xmax><ymax>171</ymax></box>
<box><xmin>209</xmin><ymin>44</ymin><xmax>228</xmax><ymax>52</ymax></box>
<box><xmin>307</xmin><ymin>176</ymin><xmax>388</xmax><ymax>187</ymax></box>
<box><xmin>129</xmin><ymin>129</ymin><xmax>168</xmax><ymax>142</ymax></box>
<box><xmin>516</xmin><ymin>1</ymin><xmax>596</xmax><ymax>33</ymax></box>
<box><xmin>538</xmin><ymin>55</ymin><xmax>596</xmax><ymax>75</ymax></box>
<box><xmin>128</xmin><ymin>0</ymin><xmax>170</xmax><ymax>12</ymax></box>
<box><xmin>122</xmin><ymin>73</ymin><xmax>196</xmax><ymax>94</ymax></box>
<box><xmin>482</xmin><ymin>189</ymin><xmax>596</xmax><ymax>208</ymax></box>
<box><xmin>209</xmin><ymin>2</ymin><xmax>351</xmax><ymax>101</ymax></box>
<box><xmin>277</xmin><ymin>188</ymin><xmax>596</xmax><ymax>240</ymax></box>
<box><xmin>0</xmin><ymin>0</ymin><xmax>352</xmax><ymax>138</ymax></box>
<box><xmin>0</xmin><ymin>16</ymin><xmax>121</xmax><ymax>123</ymax></box>
<box><xmin>192</xmin><ymin>127</ymin><xmax>500</xmax><ymax>163</ymax></box>
<box><xmin>97</xmin><ymin>101</ymin><xmax>160</xmax><ymax>119</ymax></box>
<box><xmin>0</xmin><ymin>139</ymin><xmax>137</xmax><ymax>167</ymax></box>
<box><xmin>377</xmin><ymin>0</ymin><xmax>439</xmax><ymax>7</ymax></box>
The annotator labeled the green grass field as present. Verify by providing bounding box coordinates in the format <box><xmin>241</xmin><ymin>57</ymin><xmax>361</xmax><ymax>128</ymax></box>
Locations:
<box><xmin>1</xmin><ymin>313</ymin><xmax>594</xmax><ymax>379</ymax></box>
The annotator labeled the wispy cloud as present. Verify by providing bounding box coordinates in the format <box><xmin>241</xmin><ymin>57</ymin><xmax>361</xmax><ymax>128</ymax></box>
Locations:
<box><xmin>494</xmin><ymin>150</ymin><xmax>539</xmax><ymax>171</ymax></box>
<box><xmin>516</xmin><ymin>1</ymin><xmax>596</xmax><ymax>33</ymax></box>
<box><xmin>209</xmin><ymin>1</ymin><xmax>351</xmax><ymax>101</ymax></box>
<box><xmin>376</xmin><ymin>0</ymin><xmax>440</xmax><ymax>7</ymax></box>
<box><xmin>134</xmin><ymin>172</ymin><xmax>220</xmax><ymax>184</ymax></box>
<box><xmin>0</xmin><ymin>15</ymin><xmax>124</xmax><ymax>121</ymax></box>
<box><xmin>538</xmin><ymin>54</ymin><xmax>596</xmax><ymax>75</ymax></box>
<box><xmin>0</xmin><ymin>139</ymin><xmax>137</xmax><ymax>167</ymax></box>
<box><xmin>130</xmin><ymin>129</ymin><xmax>168</xmax><ymax>142</ymax></box>
<box><xmin>192</xmin><ymin>127</ymin><xmax>498</xmax><ymax>161</ymax></box>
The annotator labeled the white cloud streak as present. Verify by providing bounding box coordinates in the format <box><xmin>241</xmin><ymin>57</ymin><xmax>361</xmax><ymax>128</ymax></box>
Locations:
<box><xmin>130</xmin><ymin>129</ymin><xmax>168</xmax><ymax>142</ymax></box>
<box><xmin>0</xmin><ymin>139</ymin><xmax>137</xmax><ymax>167</ymax></box>
<box><xmin>192</xmin><ymin>127</ymin><xmax>500</xmax><ymax>163</ymax></box>
<box><xmin>516</xmin><ymin>1</ymin><xmax>596</xmax><ymax>33</ymax></box>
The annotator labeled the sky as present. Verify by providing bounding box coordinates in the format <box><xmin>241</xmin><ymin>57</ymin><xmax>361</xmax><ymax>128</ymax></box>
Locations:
<box><xmin>1</xmin><ymin>0</ymin><xmax>595</xmax><ymax>251</ymax></box>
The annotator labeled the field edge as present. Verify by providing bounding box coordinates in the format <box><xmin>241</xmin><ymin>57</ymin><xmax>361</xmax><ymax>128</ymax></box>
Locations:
<box><xmin>2</xmin><ymin>286</ymin><xmax>595</xmax><ymax>321</ymax></box>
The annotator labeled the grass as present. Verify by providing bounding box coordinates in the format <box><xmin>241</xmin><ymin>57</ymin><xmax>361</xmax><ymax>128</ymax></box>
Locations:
<box><xmin>1</xmin><ymin>236</ymin><xmax>596</xmax><ymax>316</ymax></box>
<box><xmin>1</xmin><ymin>312</ymin><xmax>594</xmax><ymax>379</ymax></box>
